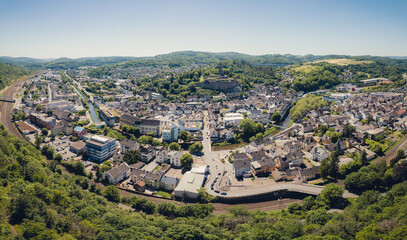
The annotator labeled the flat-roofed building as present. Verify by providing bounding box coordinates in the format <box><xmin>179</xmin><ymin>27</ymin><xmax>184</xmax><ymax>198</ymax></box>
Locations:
<box><xmin>70</xmin><ymin>141</ymin><xmax>86</xmax><ymax>155</ymax></box>
<box><xmin>85</xmin><ymin>135</ymin><xmax>117</xmax><ymax>162</ymax></box>
<box><xmin>99</xmin><ymin>107</ymin><xmax>121</xmax><ymax>127</ymax></box>
<box><xmin>16</xmin><ymin>121</ymin><xmax>37</xmax><ymax>135</ymax></box>
<box><xmin>174</xmin><ymin>171</ymin><xmax>206</xmax><ymax>199</ymax></box>
<box><xmin>29</xmin><ymin>113</ymin><xmax>56</xmax><ymax>130</ymax></box>
<box><xmin>136</xmin><ymin>119</ymin><xmax>162</xmax><ymax>136</ymax></box>
<box><xmin>224</xmin><ymin>113</ymin><xmax>244</xmax><ymax>127</ymax></box>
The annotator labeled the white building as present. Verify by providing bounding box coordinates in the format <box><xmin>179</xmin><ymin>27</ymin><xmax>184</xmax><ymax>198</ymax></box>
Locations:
<box><xmin>174</xmin><ymin>171</ymin><xmax>206</xmax><ymax>199</ymax></box>
<box><xmin>162</xmin><ymin>121</ymin><xmax>185</xmax><ymax>142</ymax></box>
<box><xmin>168</xmin><ymin>151</ymin><xmax>183</xmax><ymax>168</ymax></box>
<box><xmin>223</xmin><ymin>113</ymin><xmax>244</xmax><ymax>127</ymax></box>
<box><xmin>310</xmin><ymin>146</ymin><xmax>330</xmax><ymax>162</ymax></box>
<box><xmin>85</xmin><ymin>135</ymin><xmax>118</xmax><ymax>162</ymax></box>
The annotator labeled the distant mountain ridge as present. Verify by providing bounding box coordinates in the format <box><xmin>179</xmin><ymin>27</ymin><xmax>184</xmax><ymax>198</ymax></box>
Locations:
<box><xmin>1</xmin><ymin>51</ymin><xmax>406</xmax><ymax>70</ymax></box>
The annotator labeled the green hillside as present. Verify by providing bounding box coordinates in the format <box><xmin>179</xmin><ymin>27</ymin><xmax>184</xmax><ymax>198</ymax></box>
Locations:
<box><xmin>0</xmin><ymin>124</ymin><xmax>406</xmax><ymax>239</ymax></box>
<box><xmin>0</xmin><ymin>63</ymin><xmax>31</xmax><ymax>90</ymax></box>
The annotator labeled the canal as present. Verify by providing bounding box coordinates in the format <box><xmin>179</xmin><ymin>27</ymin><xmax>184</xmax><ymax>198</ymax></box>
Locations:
<box><xmin>72</xmin><ymin>85</ymin><xmax>101</xmax><ymax>124</ymax></box>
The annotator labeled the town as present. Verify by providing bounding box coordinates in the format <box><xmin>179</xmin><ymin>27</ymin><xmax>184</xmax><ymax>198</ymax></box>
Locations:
<box><xmin>9</xmin><ymin>65</ymin><xmax>406</xmax><ymax>202</ymax></box>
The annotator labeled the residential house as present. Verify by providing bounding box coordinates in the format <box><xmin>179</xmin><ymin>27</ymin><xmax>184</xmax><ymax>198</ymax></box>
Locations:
<box><xmin>232</xmin><ymin>153</ymin><xmax>251</xmax><ymax>178</ymax></box>
<box><xmin>73</xmin><ymin>126</ymin><xmax>87</xmax><ymax>139</ymax></box>
<box><xmin>251</xmin><ymin>157</ymin><xmax>275</xmax><ymax>176</ymax></box>
<box><xmin>144</xmin><ymin>171</ymin><xmax>163</xmax><ymax>190</ymax></box>
<box><xmin>102</xmin><ymin>163</ymin><xmax>130</xmax><ymax>185</ymax></box>
<box><xmin>139</xmin><ymin>144</ymin><xmax>155</xmax><ymax>162</ymax></box>
<box><xmin>130</xmin><ymin>169</ymin><xmax>146</xmax><ymax>183</ymax></box>
<box><xmin>120</xmin><ymin>139</ymin><xmax>139</xmax><ymax>154</ymax></box>
<box><xmin>168</xmin><ymin>151</ymin><xmax>183</xmax><ymax>168</ymax></box>
<box><xmin>310</xmin><ymin>146</ymin><xmax>330</xmax><ymax>162</ymax></box>
<box><xmin>160</xmin><ymin>175</ymin><xmax>179</xmax><ymax>191</ymax></box>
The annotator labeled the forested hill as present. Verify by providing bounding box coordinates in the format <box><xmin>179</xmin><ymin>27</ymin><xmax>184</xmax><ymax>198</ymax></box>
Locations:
<box><xmin>1</xmin><ymin>123</ymin><xmax>407</xmax><ymax>239</ymax></box>
<box><xmin>0</xmin><ymin>56</ymin><xmax>137</xmax><ymax>70</ymax></box>
<box><xmin>1</xmin><ymin>52</ymin><xmax>351</xmax><ymax>70</ymax></box>
<box><xmin>3</xmin><ymin>51</ymin><xmax>407</xmax><ymax>71</ymax></box>
<box><xmin>0</xmin><ymin>63</ymin><xmax>31</xmax><ymax>90</ymax></box>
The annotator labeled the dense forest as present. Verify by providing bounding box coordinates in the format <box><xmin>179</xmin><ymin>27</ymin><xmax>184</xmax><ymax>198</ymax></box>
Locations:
<box><xmin>0</xmin><ymin>124</ymin><xmax>407</xmax><ymax>239</ymax></box>
<box><xmin>0</xmin><ymin>63</ymin><xmax>31</xmax><ymax>90</ymax></box>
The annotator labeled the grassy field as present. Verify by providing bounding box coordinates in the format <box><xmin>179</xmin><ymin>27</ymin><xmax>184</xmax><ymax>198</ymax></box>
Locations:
<box><xmin>312</xmin><ymin>58</ymin><xmax>374</xmax><ymax>65</ymax></box>
<box><xmin>291</xmin><ymin>65</ymin><xmax>322</xmax><ymax>73</ymax></box>
<box><xmin>212</xmin><ymin>142</ymin><xmax>248</xmax><ymax>151</ymax></box>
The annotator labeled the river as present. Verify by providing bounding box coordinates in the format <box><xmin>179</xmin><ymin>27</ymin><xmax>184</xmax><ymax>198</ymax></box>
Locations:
<box><xmin>72</xmin><ymin>85</ymin><xmax>101</xmax><ymax>124</ymax></box>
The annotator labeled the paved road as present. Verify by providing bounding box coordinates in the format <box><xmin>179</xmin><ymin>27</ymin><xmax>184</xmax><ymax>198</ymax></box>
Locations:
<box><xmin>373</xmin><ymin>135</ymin><xmax>407</xmax><ymax>165</ymax></box>
<box><xmin>119</xmin><ymin>188</ymin><xmax>304</xmax><ymax>214</ymax></box>
<box><xmin>48</xmin><ymin>82</ymin><xmax>52</xmax><ymax>102</ymax></box>
<box><xmin>212</xmin><ymin>182</ymin><xmax>357</xmax><ymax>199</ymax></box>
<box><xmin>0</xmin><ymin>74</ymin><xmax>35</xmax><ymax>142</ymax></box>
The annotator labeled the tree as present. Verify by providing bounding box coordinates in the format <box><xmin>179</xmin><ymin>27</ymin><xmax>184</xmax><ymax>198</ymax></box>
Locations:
<box><xmin>54</xmin><ymin>153</ymin><xmax>63</xmax><ymax>163</ymax></box>
<box><xmin>239</xmin><ymin>119</ymin><xmax>257</xmax><ymax>141</ymax></box>
<box><xmin>103</xmin><ymin>185</ymin><xmax>120</xmax><ymax>202</ymax></box>
<box><xmin>50</xmin><ymin>133</ymin><xmax>56</xmax><ymax>141</ymax></box>
<box><xmin>335</xmin><ymin>140</ymin><xmax>342</xmax><ymax>154</ymax></box>
<box><xmin>320</xmin><ymin>152</ymin><xmax>340</xmax><ymax>179</ymax></box>
<box><xmin>371</xmin><ymin>144</ymin><xmax>384</xmax><ymax>156</ymax></box>
<box><xmin>342</xmin><ymin>124</ymin><xmax>355</xmax><ymax>138</ymax></box>
<box><xmin>180</xmin><ymin>153</ymin><xmax>193</xmax><ymax>169</ymax></box>
<box><xmin>319</xmin><ymin>183</ymin><xmax>344</xmax><ymax>208</ymax></box>
<box><xmin>35</xmin><ymin>136</ymin><xmax>43</xmax><ymax>149</ymax></box>
<box><xmin>179</xmin><ymin>131</ymin><xmax>192</xmax><ymax>142</ymax></box>
<box><xmin>142</xmin><ymin>201</ymin><xmax>156</xmax><ymax>214</ymax></box>
<box><xmin>169</xmin><ymin>142</ymin><xmax>181</xmax><ymax>151</ymax></box>
<box><xmin>197</xmin><ymin>187</ymin><xmax>217</xmax><ymax>203</ymax></box>
<box><xmin>271</xmin><ymin>111</ymin><xmax>281</xmax><ymax>123</ymax></box>
<box><xmin>361</xmin><ymin>149</ymin><xmax>368</xmax><ymax>166</ymax></box>
<box><xmin>306</xmin><ymin>209</ymin><xmax>332</xmax><ymax>225</ymax></box>
<box><xmin>320</xmin><ymin>158</ymin><xmax>331</xmax><ymax>179</ymax></box>
<box><xmin>96</xmin><ymin>165</ymin><xmax>102</xmax><ymax>181</ymax></box>
<box><xmin>46</xmin><ymin>109</ymin><xmax>53</xmax><ymax>117</ymax></box>
<box><xmin>164</xmin><ymin>224</ymin><xmax>205</xmax><ymax>240</ymax></box>
<box><xmin>41</xmin><ymin>128</ymin><xmax>48</xmax><ymax>136</ymax></box>
<box><xmin>189</xmin><ymin>142</ymin><xmax>203</xmax><ymax>153</ymax></box>
<box><xmin>123</xmin><ymin>150</ymin><xmax>141</xmax><ymax>164</ymax></box>
<box><xmin>157</xmin><ymin>202</ymin><xmax>176</xmax><ymax>218</ymax></box>
<box><xmin>78</xmin><ymin>109</ymin><xmax>86</xmax><ymax>116</ymax></box>
<box><xmin>35</xmin><ymin>104</ymin><xmax>43</xmax><ymax>112</ymax></box>
<box><xmin>390</xmin><ymin>149</ymin><xmax>405</xmax><ymax>167</ymax></box>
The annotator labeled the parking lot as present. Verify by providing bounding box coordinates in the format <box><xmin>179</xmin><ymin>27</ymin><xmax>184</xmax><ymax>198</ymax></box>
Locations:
<box><xmin>48</xmin><ymin>137</ymin><xmax>77</xmax><ymax>161</ymax></box>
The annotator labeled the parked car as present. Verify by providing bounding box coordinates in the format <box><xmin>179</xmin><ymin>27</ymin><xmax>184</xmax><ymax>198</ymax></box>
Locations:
<box><xmin>221</xmin><ymin>192</ymin><xmax>227</xmax><ymax>195</ymax></box>
<box><xmin>214</xmin><ymin>190</ymin><xmax>220</xmax><ymax>193</ymax></box>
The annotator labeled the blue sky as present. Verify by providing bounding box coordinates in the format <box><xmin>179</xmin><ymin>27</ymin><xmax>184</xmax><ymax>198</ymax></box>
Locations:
<box><xmin>0</xmin><ymin>0</ymin><xmax>406</xmax><ymax>58</ymax></box>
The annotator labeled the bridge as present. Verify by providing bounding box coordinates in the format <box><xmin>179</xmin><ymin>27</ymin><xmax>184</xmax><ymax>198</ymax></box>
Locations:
<box><xmin>0</xmin><ymin>96</ymin><xmax>16</xmax><ymax>102</ymax></box>
<box><xmin>214</xmin><ymin>182</ymin><xmax>358</xmax><ymax>202</ymax></box>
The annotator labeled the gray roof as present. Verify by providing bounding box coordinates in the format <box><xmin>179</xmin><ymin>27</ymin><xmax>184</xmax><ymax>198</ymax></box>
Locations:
<box><xmin>129</xmin><ymin>162</ymin><xmax>145</xmax><ymax>170</ymax></box>
<box><xmin>106</xmin><ymin>163</ymin><xmax>129</xmax><ymax>179</ymax></box>
<box><xmin>234</xmin><ymin>158</ymin><xmax>251</xmax><ymax>169</ymax></box>
<box><xmin>131</xmin><ymin>168</ymin><xmax>146</xmax><ymax>178</ymax></box>
<box><xmin>232</xmin><ymin>152</ymin><xmax>249</xmax><ymax>161</ymax></box>
<box><xmin>144</xmin><ymin>171</ymin><xmax>163</xmax><ymax>182</ymax></box>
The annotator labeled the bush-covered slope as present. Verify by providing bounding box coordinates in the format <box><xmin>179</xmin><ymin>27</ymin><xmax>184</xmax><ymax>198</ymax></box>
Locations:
<box><xmin>0</xmin><ymin>63</ymin><xmax>31</xmax><ymax>90</ymax></box>
<box><xmin>1</xmin><ymin>123</ymin><xmax>407</xmax><ymax>239</ymax></box>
